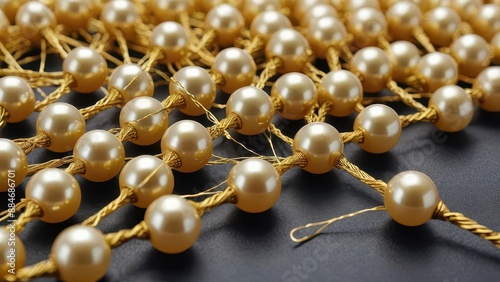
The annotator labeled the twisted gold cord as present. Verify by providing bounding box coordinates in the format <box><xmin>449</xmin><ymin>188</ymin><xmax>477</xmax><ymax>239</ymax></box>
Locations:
<box><xmin>412</xmin><ymin>26</ymin><xmax>436</xmax><ymax>53</ymax></box>
<box><xmin>0</xmin><ymin>106</ymin><xmax>11</xmax><ymax>128</ymax></box>
<box><xmin>27</xmin><ymin>156</ymin><xmax>74</xmax><ymax>176</ymax></box>
<box><xmin>190</xmin><ymin>188</ymin><xmax>237</xmax><ymax>216</ymax></box>
<box><xmin>13</xmin><ymin>131</ymin><xmax>51</xmax><ymax>155</ymax></box>
<box><xmin>341</xmin><ymin>130</ymin><xmax>364</xmax><ymax>144</ymax></box>
<box><xmin>14</xmin><ymin>201</ymin><xmax>42</xmax><ymax>234</ymax></box>
<box><xmin>326</xmin><ymin>47</ymin><xmax>341</xmax><ymax>71</ymax></box>
<box><xmin>335</xmin><ymin>155</ymin><xmax>387</xmax><ymax>195</ymax></box>
<box><xmin>387</xmin><ymin>80</ymin><xmax>427</xmax><ymax>112</ymax></box>
<box><xmin>65</xmin><ymin>159</ymin><xmax>86</xmax><ymax>175</ymax></box>
<box><xmin>399</xmin><ymin>107</ymin><xmax>438</xmax><ymax>128</ymax></box>
<box><xmin>105</xmin><ymin>221</ymin><xmax>149</xmax><ymax>248</ymax></box>
<box><xmin>254</xmin><ymin>57</ymin><xmax>281</xmax><ymax>89</ymax></box>
<box><xmin>34</xmin><ymin>74</ymin><xmax>75</xmax><ymax>111</ymax></box>
<box><xmin>274</xmin><ymin>152</ymin><xmax>307</xmax><ymax>176</ymax></box>
<box><xmin>207</xmin><ymin>112</ymin><xmax>242</xmax><ymax>139</ymax></box>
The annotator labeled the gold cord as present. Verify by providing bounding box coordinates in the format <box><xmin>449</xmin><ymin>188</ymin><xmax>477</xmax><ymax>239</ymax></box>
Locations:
<box><xmin>305</xmin><ymin>101</ymin><xmax>332</xmax><ymax>123</ymax></box>
<box><xmin>80</xmin><ymin>89</ymin><xmax>123</xmax><ymax>119</ymax></box>
<box><xmin>114</xmin><ymin>29</ymin><xmax>131</xmax><ymax>64</ymax></box>
<box><xmin>41</xmin><ymin>28</ymin><xmax>68</xmax><ymax>58</ymax></box>
<box><xmin>467</xmin><ymin>88</ymin><xmax>484</xmax><ymax>101</ymax></box>
<box><xmin>326</xmin><ymin>47</ymin><xmax>341</xmax><ymax>71</ymax></box>
<box><xmin>14</xmin><ymin>201</ymin><xmax>42</xmax><ymax>234</ymax></box>
<box><xmin>411</xmin><ymin>26</ymin><xmax>436</xmax><ymax>53</ymax></box>
<box><xmin>399</xmin><ymin>107</ymin><xmax>438</xmax><ymax>128</ymax></box>
<box><xmin>245</xmin><ymin>35</ymin><xmax>265</xmax><ymax>56</ymax></box>
<box><xmin>82</xmin><ymin>188</ymin><xmax>136</xmax><ymax>227</ymax></box>
<box><xmin>27</xmin><ymin>156</ymin><xmax>74</xmax><ymax>176</ymax></box>
<box><xmin>4</xmin><ymin>259</ymin><xmax>58</xmax><ymax>281</ymax></box>
<box><xmin>206</xmin><ymin>112</ymin><xmax>242</xmax><ymax>139</ymax></box>
<box><xmin>105</xmin><ymin>221</ymin><xmax>149</xmax><ymax>248</ymax></box>
<box><xmin>274</xmin><ymin>152</ymin><xmax>307</xmax><ymax>176</ymax></box>
<box><xmin>65</xmin><ymin>159</ymin><xmax>86</xmax><ymax>175</ymax></box>
<box><xmin>254</xmin><ymin>57</ymin><xmax>281</xmax><ymax>89</ymax></box>
<box><xmin>335</xmin><ymin>155</ymin><xmax>387</xmax><ymax>195</ymax></box>
<box><xmin>161</xmin><ymin>91</ymin><xmax>186</xmax><ymax>111</ymax></box>
<box><xmin>142</xmin><ymin>46</ymin><xmax>162</xmax><ymax>72</ymax></box>
<box><xmin>0</xmin><ymin>106</ymin><xmax>10</xmax><ymax>128</ymax></box>
<box><xmin>0</xmin><ymin>199</ymin><xmax>27</xmax><ymax>222</ymax></box>
<box><xmin>387</xmin><ymin>80</ymin><xmax>427</xmax><ymax>112</ymax></box>
<box><xmin>34</xmin><ymin>73</ymin><xmax>75</xmax><ymax>111</ymax></box>
<box><xmin>190</xmin><ymin>188</ymin><xmax>237</xmax><ymax>216</ymax></box>
<box><xmin>303</xmin><ymin>61</ymin><xmax>326</xmax><ymax>85</ymax></box>
<box><xmin>341</xmin><ymin>130</ymin><xmax>364</xmax><ymax>144</ymax></box>
<box><xmin>268</xmin><ymin>123</ymin><xmax>293</xmax><ymax>145</ymax></box>
<box><xmin>13</xmin><ymin>131</ymin><xmax>51</xmax><ymax>155</ymax></box>
<box><xmin>115</xmin><ymin>122</ymin><xmax>139</xmax><ymax>142</ymax></box>
<box><xmin>162</xmin><ymin>148</ymin><xmax>182</xmax><ymax>169</ymax></box>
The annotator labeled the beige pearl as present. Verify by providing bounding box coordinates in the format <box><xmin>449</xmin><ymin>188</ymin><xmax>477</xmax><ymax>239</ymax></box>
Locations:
<box><xmin>385</xmin><ymin>171</ymin><xmax>440</xmax><ymax>226</ymax></box>
<box><xmin>51</xmin><ymin>225</ymin><xmax>111</xmax><ymax>282</ymax></box>
<box><xmin>473</xmin><ymin>66</ymin><xmax>500</xmax><ymax>112</ymax></box>
<box><xmin>119</xmin><ymin>97</ymin><xmax>169</xmax><ymax>146</ymax></box>
<box><xmin>0</xmin><ymin>76</ymin><xmax>35</xmax><ymax>122</ymax></box>
<box><xmin>350</xmin><ymin>47</ymin><xmax>392</xmax><ymax>93</ymax></box>
<box><xmin>119</xmin><ymin>155</ymin><xmax>174</xmax><ymax>209</ymax></box>
<box><xmin>212</xmin><ymin>48</ymin><xmax>257</xmax><ymax>94</ymax></box>
<box><xmin>151</xmin><ymin>21</ymin><xmax>189</xmax><ymax>63</ymax></box>
<box><xmin>0</xmin><ymin>0</ymin><xmax>25</xmax><ymax>23</ymax></box>
<box><xmin>470</xmin><ymin>4</ymin><xmax>500</xmax><ymax>41</ymax></box>
<box><xmin>226</xmin><ymin>86</ymin><xmax>274</xmax><ymax>135</ymax></box>
<box><xmin>73</xmin><ymin>130</ymin><xmax>125</xmax><ymax>182</ymax></box>
<box><xmin>292</xmin><ymin>122</ymin><xmax>343</xmax><ymax>174</ymax></box>
<box><xmin>389</xmin><ymin>41</ymin><xmax>421</xmax><ymax>83</ymax></box>
<box><xmin>161</xmin><ymin>120</ymin><xmax>213</xmax><ymax>173</ymax></box>
<box><xmin>145</xmin><ymin>195</ymin><xmax>201</xmax><ymax>254</ymax></box>
<box><xmin>63</xmin><ymin>47</ymin><xmax>108</xmax><ymax>93</ymax></box>
<box><xmin>108</xmin><ymin>63</ymin><xmax>154</xmax><ymax>104</ymax></box>
<box><xmin>36</xmin><ymin>102</ymin><xmax>86</xmax><ymax>152</ymax></box>
<box><xmin>15</xmin><ymin>1</ymin><xmax>56</xmax><ymax>43</ymax></box>
<box><xmin>306</xmin><ymin>16</ymin><xmax>346</xmax><ymax>59</ymax></box>
<box><xmin>318</xmin><ymin>70</ymin><xmax>363</xmax><ymax>117</ymax></box>
<box><xmin>294</xmin><ymin>0</ymin><xmax>328</xmax><ymax>22</ymax></box>
<box><xmin>447</xmin><ymin>0</ymin><xmax>482</xmax><ymax>21</ymax></box>
<box><xmin>205</xmin><ymin>3</ymin><xmax>244</xmax><ymax>47</ymax></box>
<box><xmin>300</xmin><ymin>3</ymin><xmax>338</xmax><ymax>27</ymax></box>
<box><xmin>491</xmin><ymin>32</ymin><xmax>500</xmax><ymax>65</ymax></box>
<box><xmin>150</xmin><ymin>0</ymin><xmax>194</xmax><ymax>22</ymax></box>
<box><xmin>100</xmin><ymin>0</ymin><xmax>138</xmax><ymax>40</ymax></box>
<box><xmin>243</xmin><ymin>0</ymin><xmax>280</xmax><ymax>26</ymax></box>
<box><xmin>201</xmin><ymin>0</ymin><xmax>245</xmax><ymax>12</ymax></box>
<box><xmin>385</xmin><ymin>1</ymin><xmax>422</xmax><ymax>41</ymax></box>
<box><xmin>345</xmin><ymin>0</ymin><xmax>381</xmax><ymax>12</ymax></box>
<box><xmin>348</xmin><ymin>7</ymin><xmax>387</xmax><ymax>48</ymax></box>
<box><xmin>428</xmin><ymin>85</ymin><xmax>474</xmax><ymax>132</ymax></box>
<box><xmin>271</xmin><ymin>72</ymin><xmax>317</xmax><ymax>120</ymax></box>
<box><xmin>422</xmin><ymin>6</ymin><xmax>461</xmax><ymax>47</ymax></box>
<box><xmin>354</xmin><ymin>104</ymin><xmax>401</xmax><ymax>154</ymax></box>
<box><xmin>450</xmin><ymin>34</ymin><xmax>490</xmax><ymax>78</ymax></box>
<box><xmin>228</xmin><ymin>158</ymin><xmax>281</xmax><ymax>213</ymax></box>
<box><xmin>265</xmin><ymin>28</ymin><xmax>311</xmax><ymax>73</ymax></box>
<box><xmin>26</xmin><ymin>168</ymin><xmax>81</xmax><ymax>223</ymax></box>
<box><xmin>0</xmin><ymin>139</ymin><xmax>27</xmax><ymax>192</ymax></box>
<box><xmin>55</xmin><ymin>0</ymin><xmax>93</xmax><ymax>30</ymax></box>
<box><xmin>0</xmin><ymin>228</ymin><xmax>25</xmax><ymax>277</ymax></box>
<box><xmin>250</xmin><ymin>11</ymin><xmax>292</xmax><ymax>43</ymax></box>
<box><xmin>169</xmin><ymin>66</ymin><xmax>216</xmax><ymax>116</ymax></box>
<box><xmin>0</xmin><ymin>10</ymin><xmax>9</xmax><ymax>40</ymax></box>
<box><xmin>416</xmin><ymin>52</ymin><xmax>458</xmax><ymax>92</ymax></box>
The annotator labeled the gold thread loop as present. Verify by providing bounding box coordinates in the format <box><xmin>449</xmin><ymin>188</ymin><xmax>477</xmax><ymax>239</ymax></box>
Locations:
<box><xmin>211</xmin><ymin>71</ymin><xmax>225</xmax><ymax>86</ymax></box>
<box><xmin>83</xmin><ymin>187</ymin><xmax>136</xmax><ymax>227</ymax></box>
<box><xmin>335</xmin><ymin>155</ymin><xmax>387</xmax><ymax>195</ymax></box>
<box><xmin>305</xmin><ymin>101</ymin><xmax>332</xmax><ymax>123</ymax></box>
<box><xmin>190</xmin><ymin>188</ymin><xmax>237</xmax><ymax>216</ymax></box>
<box><xmin>303</xmin><ymin>61</ymin><xmax>326</xmax><ymax>85</ymax></box>
<box><xmin>268</xmin><ymin>123</ymin><xmax>293</xmax><ymax>145</ymax></box>
<box><xmin>466</xmin><ymin>88</ymin><xmax>484</xmax><ymax>101</ymax></box>
<box><xmin>13</xmin><ymin>131</ymin><xmax>51</xmax><ymax>155</ymax></box>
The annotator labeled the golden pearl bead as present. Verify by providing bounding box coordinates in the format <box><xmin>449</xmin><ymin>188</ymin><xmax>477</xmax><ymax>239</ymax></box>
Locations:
<box><xmin>294</xmin><ymin>0</ymin><xmax>328</xmax><ymax>22</ymax></box>
<box><xmin>450</xmin><ymin>34</ymin><xmax>490</xmax><ymax>78</ymax></box>
<box><xmin>345</xmin><ymin>0</ymin><xmax>381</xmax><ymax>12</ymax></box>
<box><xmin>119</xmin><ymin>97</ymin><xmax>169</xmax><ymax>146</ymax></box>
<box><xmin>250</xmin><ymin>11</ymin><xmax>292</xmax><ymax>43</ymax></box>
<box><xmin>348</xmin><ymin>7</ymin><xmax>387</xmax><ymax>48</ymax></box>
<box><xmin>350</xmin><ymin>47</ymin><xmax>392</xmax><ymax>93</ymax></box>
<box><xmin>385</xmin><ymin>1</ymin><xmax>422</xmax><ymax>41</ymax></box>
<box><xmin>0</xmin><ymin>76</ymin><xmax>35</xmax><ymax>123</ymax></box>
<box><xmin>470</xmin><ymin>4</ymin><xmax>500</xmax><ymax>41</ymax></box>
<box><xmin>26</xmin><ymin>168</ymin><xmax>81</xmax><ymax>223</ymax></box>
<box><xmin>205</xmin><ymin>3</ymin><xmax>244</xmax><ymax>47</ymax></box>
<box><xmin>473</xmin><ymin>67</ymin><xmax>500</xmax><ymax>112</ymax></box>
<box><xmin>271</xmin><ymin>72</ymin><xmax>317</xmax><ymax>120</ymax></box>
<box><xmin>354</xmin><ymin>104</ymin><xmax>401</xmax><ymax>154</ymax></box>
<box><xmin>161</xmin><ymin>120</ymin><xmax>213</xmax><ymax>173</ymax></box>
<box><xmin>62</xmin><ymin>47</ymin><xmax>108</xmax><ymax>93</ymax></box>
<box><xmin>265</xmin><ymin>28</ymin><xmax>311</xmax><ymax>73</ymax></box>
<box><xmin>145</xmin><ymin>195</ymin><xmax>201</xmax><ymax>254</ymax></box>
<box><xmin>108</xmin><ymin>63</ymin><xmax>154</xmax><ymax>104</ymax></box>
<box><xmin>228</xmin><ymin>158</ymin><xmax>281</xmax><ymax>213</ymax></box>
<box><xmin>119</xmin><ymin>155</ymin><xmax>174</xmax><ymax>209</ymax></box>
<box><xmin>15</xmin><ymin>1</ymin><xmax>56</xmax><ymax>43</ymax></box>
<box><xmin>212</xmin><ymin>48</ymin><xmax>257</xmax><ymax>94</ymax></box>
<box><xmin>0</xmin><ymin>228</ymin><xmax>25</xmax><ymax>277</ymax></box>
<box><xmin>73</xmin><ymin>130</ymin><xmax>125</xmax><ymax>182</ymax></box>
<box><xmin>422</xmin><ymin>6</ymin><xmax>461</xmax><ymax>47</ymax></box>
<box><xmin>243</xmin><ymin>0</ymin><xmax>280</xmax><ymax>26</ymax></box>
<box><xmin>150</xmin><ymin>0</ymin><xmax>194</xmax><ymax>22</ymax></box>
<box><xmin>0</xmin><ymin>10</ymin><xmax>10</xmax><ymax>40</ymax></box>
<box><xmin>51</xmin><ymin>225</ymin><xmax>111</xmax><ymax>282</ymax></box>
<box><xmin>201</xmin><ymin>0</ymin><xmax>245</xmax><ymax>12</ymax></box>
<box><xmin>416</xmin><ymin>52</ymin><xmax>458</xmax><ymax>93</ymax></box>
<box><xmin>429</xmin><ymin>85</ymin><xmax>474</xmax><ymax>132</ymax></box>
<box><xmin>491</xmin><ymin>32</ymin><xmax>500</xmax><ymax>65</ymax></box>
<box><xmin>0</xmin><ymin>139</ymin><xmax>27</xmax><ymax>192</ymax></box>
<box><xmin>306</xmin><ymin>17</ymin><xmax>346</xmax><ymax>59</ymax></box>
<box><xmin>100</xmin><ymin>0</ymin><xmax>138</xmax><ymax>40</ymax></box>
<box><xmin>169</xmin><ymin>66</ymin><xmax>216</xmax><ymax>116</ymax></box>
<box><xmin>318</xmin><ymin>70</ymin><xmax>363</xmax><ymax>117</ymax></box>
<box><xmin>151</xmin><ymin>21</ymin><xmax>189</xmax><ymax>63</ymax></box>
<box><xmin>389</xmin><ymin>41</ymin><xmax>421</xmax><ymax>83</ymax></box>
<box><xmin>385</xmin><ymin>171</ymin><xmax>440</xmax><ymax>226</ymax></box>
<box><xmin>0</xmin><ymin>0</ymin><xmax>24</xmax><ymax>23</ymax></box>
<box><xmin>226</xmin><ymin>86</ymin><xmax>274</xmax><ymax>135</ymax></box>
<box><xmin>300</xmin><ymin>3</ymin><xmax>337</xmax><ymax>27</ymax></box>
<box><xmin>447</xmin><ymin>0</ymin><xmax>482</xmax><ymax>21</ymax></box>
<box><xmin>292</xmin><ymin>122</ymin><xmax>343</xmax><ymax>174</ymax></box>
<box><xmin>55</xmin><ymin>0</ymin><xmax>93</xmax><ymax>30</ymax></box>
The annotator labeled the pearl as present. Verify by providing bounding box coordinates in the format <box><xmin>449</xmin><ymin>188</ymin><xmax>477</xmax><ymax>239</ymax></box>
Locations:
<box><xmin>119</xmin><ymin>97</ymin><xmax>169</xmax><ymax>146</ymax></box>
<box><xmin>428</xmin><ymin>85</ymin><xmax>474</xmax><ymax>132</ymax></box>
<box><xmin>151</xmin><ymin>21</ymin><xmax>189</xmax><ymax>63</ymax></box>
<box><xmin>108</xmin><ymin>63</ymin><xmax>154</xmax><ymax>104</ymax></box>
<box><xmin>385</xmin><ymin>171</ymin><xmax>440</xmax><ymax>226</ymax></box>
<box><xmin>300</xmin><ymin>3</ymin><xmax>337</xmax><ymax>27</ymax></box>
<box><xmin>51</xmin><ymin>225</ymin><xmax>111</xmax><ymax>282</ymax></box>
<box><xmin>491</xmin><ymin>32</ymin><xmax>500</xmax><ymax>65</ymax></box>
<box><xmin>318</xmin><ymin>70</ymin><xmax>363</xmax><ymax>117</ymax></box>
<box><xmin>212</xmin><ymin>48</ymin><xmax>257</xmax><ymax>94</ymax></box>
<box><xmin>250</xmin><ymin>11</ymin><xmax>292</xmax><ymax>43</ymax></box>
<box><xmin>25</xmin><ymin>168</ymin><xmax>81</xmax><ymax>223</ymax></box>
<box><xmin>345</xmin><ymin>0</ymin><xmax>381</xmax><ymax>11</ymax></box>
<box><xmin>36</xmin><ymin>102</ymin><xmax>86</xmax><ymax>153</ymax></box>
<box><xmin>0</xmin><ymin>139</ymin><xmax>27</xmax><ymax>192</ymax></box>
<box><xmin>145</xmin><ymin>195</ymin><xmax>201</xmax><ymax>254</ymax></box>
<box><xmin>0</xmin><ymin>10</ymin><xmax>10</xmax><ymax>40</ymax></box>
<box><xmin>421</xmin><ymin>6</ymin><xmax>461</xmax><ymax>47</ymax></box>
<box><xmin>354</xmin><ymin>104</ymin><xmax>401</xmax><ymax>154</ymax></box>
<box><xmin>292</xmin><ymin>122</ymin><xmax>343</xmax><ymax>174</ymax></box>
<box><xmin>55</xmin><ymin>0</ymin><xmax>94</xmax><ymax>30</ymax></box>
<box><xmin>228</xmin><ymin>158</ymin><xmax>281</xmax><ymax>213</ymax></box>
<box><xmin>450</xmin><ymin>34</ymin><xmax>490</xmax><ymax>78</ymax></box>
<box><xmin>265</xmin><ymin>28</ymin><xmax>311</xmax><ymax>73</ymax></box>
<box><xmin>119</xmin><ymin>155</ymin><xmax>174</xmax><ymax>209</ymax></box>
<box><xmin>271</xmin><ymin>73</ymin><xmax>317</xmax><ymax>120</ymax></box>
<box><xmin>169</xmin><ymin>66</ymin><xmax>216</xmax><ymax>116</ymax></box>
<box><xmin>0</xmin><ymin>76</ymin><xmax>35</xmax><ymax>123</ymax></box>
<box><xmin>473</xmin><ymin>67</ymin><xmax>500</xmax><ymax>112</ymax></box>
<box><xmin>306</xmin><ymin>16</ymin><xmax>346</xmax><ymax>59</ymax></box>
<box><xmin>100</xmin><ymin>0</ymin><xmax>138</xmax><ymax>40</ymax></box>
<box><xmin>201</xmin><ymin>0</ymin><xmax>245</xmax><ymax>12</ymax></box>
<box><xmin>0</xmin><ymin>0</ymin><xmax>24</xmax><ymax>23</ymax></box>
<box><xmin>242</xmin><ymin>0</ymin><xmax>280</xmax><ymax>26</ymax></box>
<box><xmin>416</xmin><ymin>52</ymin><xmax>458</xmax><ymax>92</ymax></box>
<box><xmin>63</xmin><ymin>47</ymin><xmax>108</xmax><ymax>93</ymax></box>
<box><xmin>73</xmin><ymin>130</ymin><xmax>125</xmax><ymax>182</ymax></box>
<box><xmin>447</xmin><ymin>0</ymin><xmax>482</xmax><ymax>21</ymax></box>
<box><xmin>226</xmin><ymin>86</ymin><xmax>274</xmax><ymax>135</ymax></box>
<box><xmin>348</xmin><ymin>7</ymin><xmax>387</xmax><ymax>48</ymax></box>
<box><xmin>470</xmin><ymin>4</ymin><xmax>500</xmax><ymax>41</ymax></box>
<box><xmin>350</xmin><ymin>47</ymin><xmax>392</xmax><ymax>93</ymax></box>
<box><xmin>15</xmin><ymin>1</ymin><xmax>56</xmax><ymax>43</ymax></box>
<box><xmin>388</xmin><ymin>41</ymin><xmax>421</xmax><ymax>83</ymax></box>
<box><xmin>0</xmin><ymin>228</ymin><xmax>25</xmax><ymax>277</ymax></box>
<box><xmin>150</xmin><ymin>0</ymin><xmax>194</xmax><ymax>22</ymax></box>
<box><xmin>294</xmin><ymin>0</ymin><xmax>328</xmax><ymax>22</ymax></box>
<box><xmin>161</xmin><ymin>120</ymin><xmax>213</xmax><ymax>173</ymax></box>
<box><xmin>205</xmin><ymin>3</ymin><xmax>244</xmax><ymax>47</ymax></box>
<box><xmin>385</xmin><ymin>1</ymin><xmax>422</xmax><ymax>41</ymax></box>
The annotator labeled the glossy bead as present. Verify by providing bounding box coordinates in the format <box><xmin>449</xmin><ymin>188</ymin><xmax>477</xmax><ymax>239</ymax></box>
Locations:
<box><xmin>0</xmin><ymin>76</ymin><xmax>35</xmax><ymax>123</ymax></box>
<box><xmin>350</xmin><ymin>47</ymin><xmax>392</xmax><ymax>93</ymax></box>
<box><xmin>292</xmin><ymin>122</ymin><xmax>343</xmax><ymax>174</ymax></box>
<box><xmin>265</xmin><ymin>28</ymin><xmax>311</xmax><ymax>73</ymax></box>
<box><xmin>26</xmin><ymin>168</ymin><xmax>81</xmax><ymax>223</ymax></box>
<box><xmin>51</xmin><ymin>225</ymin><xmax>111</xmax><ymax>282</ymax></box>
<box><xmin>0</xmin><ymin>228</ymin><xmax>25</xmax><ymax>277</ymax></box>
<box><xmin>385</xmin><ymin>171</ymin><xmax>440</xmax><ymax>226</ymax></box>
<box><xmin>447</xmin><ymin>0</ymin><xmax>482</xmax><ymax>21</ymax></box>
<box><xmin>108</xmin><ymin>64</ymin><xmax>154</xmax><ymax>104</ymax></box>
<box><xmin>161</xmin><ymin>120</ymin><xmax>213</xmax><ymax>173</ymax></box>
<box><xmin>389</xmin><ymin>41</ymin><xmax>421</xmax><ymax>83</ymax></box>
<box><xmin>422</xmin><ymin>7</ymin><xmax>461</xmax><ymax>47</ymax></box>
<box><xmin>73</xmin><ymin>130</ymin><xmax>125</xmax><ymax>182</ymax></box>
<box><xmin>294</xmin><ymin>0</ymin><xmax>328</xmax><ymax>22</ymax></box>
<box><xmin>55</xmin><ymin>0</ymin><xmax>94</xmax><ymax>30</ymax></box>
<box><xmin>250</xmin><ymin>11</ymin><xmax>292</xmax><ymax>43</ymax></box>
<box><xmin>119</xmin><ymin>97</ymin><xmax>169</xmax><ymax>146</ymax></box>
<box><xmin>0</xmin><ymin>139</ymin><xmax>28</xmax><ymax>192</ymax></box>
<box><xmin>0</xmin><ymin>10</ymin><xmax>10</xmax><ymax>40</ymax></box>
<box><xmin>100</xmin><ymin>0</ymin><xmax>138</xmax><ymax>40</ymax></box>
<box><xmin>63</xmin><ymin>47</ymin><xmax>108</xmax><ymax>93</ymax></box>
<box><xmin>318</xmin><ymin>70</ymin><xmax>363</xmax><ymax>117</ymax></box>
<box><xmin>300</xmin><ymin>3</ymin><xmax>337</xmax><ymax>27</ymax></box>
<box><xmin>145</xmin><ymin>195</ymin><xmax>201</xmax><ymax>254</ymax></box>
<box><xmin>306</xmin><ymin>17</ymin><xmax>346</xmax><ymax>59</ymax></box>
<box><xmin>212</xmin><ymin>48</ymin><xmax>257</xmax><ymax>94</ymax></box>
<box><xmin>150</xmin><ymin>0</ymin><xmax>194</xmax><ymax>22</ymax></box>
<box><xmin>470</xmin><ymin>4</ymin><xmax>500</xmax><ymax>41</ymax></box>
<box><xmin>385</xmin><ymin>1</ymin><xmax>422</xmax><ymax>41</ymax></box>
<box><xmin>450</xmin><ymin>34</ymin><xmax>490</xmax><ymax>78</ymax></box>
<box><xmin>0</xmin><ymin>0</ymin><xmax>24</xmax><ymax>23</ymax></box>
<box><xmin>169</xmin><ymin>66</ymin><xmax>216</xmax><ymax>116</ymax></box>
<box><xmin>428</xmin><ymin>85</ymin><xmax>474</xmax><ymax>132</ymax></box>
<box><xmin>416</xmin><ymin>52</ymin><xmax>458</xmax><ymax>92</ymax></box>
<box><xmin>348</xmin><ymin>7</ymin><xmax>387</xmax><ymax>48</ymax></box>
<box><xmin>228</xmin><ymin>158</ymin><xmax>281</xmax><ymax>213</ymax></box>
<box><xmin>271</xmin><ymin>73</ymin><xmax>317</xmax><ymax>120</ymax></box>
<box><xmin>226</xmin><ymin>86</ymin><xmax>274</xmax><ymax>135</ymax></box>
<box><xmin>119</xmin><ymin>155</ymin><xmax>174</xmax><ymax>209</ymax></box>
<box><xmin>151</xmin><ymin>21</ymin><xmax>189</xmax><ymax>63</ymax></box>
<box><xmin>201</xmin><ymin>0</ymin><xmax>245</xmax><ymax>12</ymax></box>
<box><xmin>354</xmin><ymin>104</ymin><xmax>401</xmax><ymax>154</ymax></box>
<box><xmin>15</xmin><ymin>1</ymin><xmax>56</xmax><ymax>43</ymax></box>
<box><xmin>491</xmin><ymin>32</ymin><xmax>500</xmax><ymax>65</ymax></box>
<box><xmin>243</xmin><ymin>0</ymin><xmax>280</xmax><ymax>26</ymax></box>
<box><xmin>345</xmin><ymin>0</ymin><xmax>380</xmax><ymax>12</ymax></box>
<box><xmin>205</xmin><ymin>4</ymin><xmax>244</xmax><ymax>47</ymax></box>
<box><xmin>36</xmin><ymin>102</ymin><xmax>86</xmax><ymax>152</ymax></box>
<box><xmin>473</xmin><ymin>67</ymin><xmax>500</xmax><ymax>112</ymax></box>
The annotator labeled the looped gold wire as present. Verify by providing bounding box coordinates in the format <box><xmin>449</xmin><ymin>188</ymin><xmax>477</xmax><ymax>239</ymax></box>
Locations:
<box><xmin>113</xmin><ymin>28</ymin><xmax>131</xmax><ymax>64</ymax></box>
<box><xmin>0</xmin><ymin>106</ymin><xmax>10</xmax><ymax>128</ymax></box>
<box><xmin>305</xmin><ymin>100</ymin><xmax>332</xmax><ymax>123</ymax></box>
<box><xmin>190</xmin><ymin>187</ymin><xmax>237</xmax><ymax>216</ymax></box>
<box><xmin>303</xmin><ymin>61</ymin><xmax>326</xmax><ymax>85</ymax></box>
<box><xmin>13</xmin><ymin>131</ymin><xmax>51</xmax><ymax>155</ymax></box>
<box><xmin>141</xmin><ymin>46</ymin><xmax>163</xmax><ymax>72</ymax></box>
